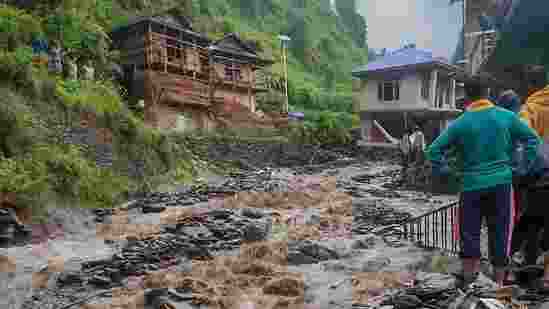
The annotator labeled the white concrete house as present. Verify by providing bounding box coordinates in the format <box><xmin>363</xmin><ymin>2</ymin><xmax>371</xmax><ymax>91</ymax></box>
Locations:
<box><xmin>352</xmin><ymin>47</ymin><xmax>468</xmax><ymax>147</ymax></box>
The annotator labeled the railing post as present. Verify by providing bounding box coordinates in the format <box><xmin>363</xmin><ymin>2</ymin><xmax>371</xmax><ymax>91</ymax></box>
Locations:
<box><xmin>401</xmin><ymin>201</ymin><xmax>460</xmax><ymax>253</ymax></box>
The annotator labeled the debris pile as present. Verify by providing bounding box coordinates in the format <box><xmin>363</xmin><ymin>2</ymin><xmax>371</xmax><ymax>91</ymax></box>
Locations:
<box><xmin>78</xmin><ymin>240</ymin><xmax>309</xmax><ymax>309</ymax></box>
<box><xmin>20</xmin><ymin>152</ymin><xmax>470</xmax><ymax>309</ymax></box>
<box><xmin>352</xmin><ymin>271</ymin><xmax>416</xmax><ymax>305</ymax></box>
<box><xmin>206</xmin><ymin>142</ymin><xmax>343</xmax><ymax>169</ymax></box>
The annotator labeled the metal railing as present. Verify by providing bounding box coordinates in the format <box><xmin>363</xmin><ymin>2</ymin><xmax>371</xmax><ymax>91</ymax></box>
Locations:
<box><xmin>401</xmin><ymin>200</ymin><xmax>461</xmax><ymax>255</ymax></box>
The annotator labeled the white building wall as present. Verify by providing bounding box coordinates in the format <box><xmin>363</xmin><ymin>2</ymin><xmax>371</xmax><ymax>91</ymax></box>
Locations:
<box><xmin>357</xmin><ymin>73</ymin><xmax>426</xmax><ymax>112</ymax></box>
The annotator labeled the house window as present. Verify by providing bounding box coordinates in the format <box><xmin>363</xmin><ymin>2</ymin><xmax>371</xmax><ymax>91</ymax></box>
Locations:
<box><xmin>378</xmin><ymin>80</ymin><xmax>400</xmax><ymax>101</ymax></box>
<box><xmin>224</xmin><ymin>63</ymin><xmax>242</xmax><ymax>81</ymax></box>
<box><xmin>421</xmin><ymin>72</ymin><xmax>430</xmax><ymax>100</ymax></box>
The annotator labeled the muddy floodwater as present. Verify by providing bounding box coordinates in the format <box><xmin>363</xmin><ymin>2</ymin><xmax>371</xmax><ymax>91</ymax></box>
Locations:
<box><xmin>1</xmin><ymin>156</ymin><xmax>467</xmax><ymax>309</ymax></box>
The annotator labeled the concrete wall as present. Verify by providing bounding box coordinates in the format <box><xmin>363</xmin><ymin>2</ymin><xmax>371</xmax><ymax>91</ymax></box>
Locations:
<box><xmin>357</xmin><ymin>73</ymin><xmax>425</xmax><ymax>112</ymax></box>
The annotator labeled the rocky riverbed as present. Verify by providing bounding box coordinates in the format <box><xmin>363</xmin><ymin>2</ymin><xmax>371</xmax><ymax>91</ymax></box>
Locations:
<box><xmin>1</xmin><ymin>145</ymin><xmax>547</xmax><ymax>309</ymax></box>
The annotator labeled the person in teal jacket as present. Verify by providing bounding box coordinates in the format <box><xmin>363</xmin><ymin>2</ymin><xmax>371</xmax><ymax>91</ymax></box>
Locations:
<box><xmin>426</xmin><ymin>79</ymin><xmax>540</xmax><ymax>289</ymax></box>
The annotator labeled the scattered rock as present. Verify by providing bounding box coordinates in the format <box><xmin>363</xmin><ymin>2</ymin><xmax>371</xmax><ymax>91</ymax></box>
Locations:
<box><xmin>361</xmin><ymin>257</ymin><xmax>391</xmax><ymax>272</ymax></box>
<box><xmin>241</xmin><ymin>208</ymin><xmax>264</xmax><ymax>219</ymax></box>
<box><xmin>141</xmin><ymin>204</ymin><xmax>166</xmax><ymax>213</ymax></box>
<box><xmin>56</xmin><ymin>272</ymin><xmax>83</xmax><ymax>286</ymax></box>
<box><xmin>242</xmin><ymin>223</ymin><xmax>268</xmax><ymax>242</ymax></box>
<box><xmin>352</xmin><ymin>236</ymin><xmax>377</xmax><ymax>250</ymax></box>
<box><xmin>287</xmin><ymin>240</ymin><xmax>339</xmax><ymax>265</ymax></box>
<box><xmin>88</xmin><ymin>275</ymin><xmax>112</xmax><ymax>287</ymax></box>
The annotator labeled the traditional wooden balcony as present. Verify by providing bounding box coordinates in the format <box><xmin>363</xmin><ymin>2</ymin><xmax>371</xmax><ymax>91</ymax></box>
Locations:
<box><xmin>212</xmin><ymin>69</ymin><xmax>271</xmax><ymax>92</ymax></box>
<box><xmin>143</xmin><ymin>31</ymin><xmax>211</xmax><ymax>82</ymax></box>
<box><xmin>148</xmin><ymin>70</ymin><xmax>211</xmax><ymax>107</ymax></box>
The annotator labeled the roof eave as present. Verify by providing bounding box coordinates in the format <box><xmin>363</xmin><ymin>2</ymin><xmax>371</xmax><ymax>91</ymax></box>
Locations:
<box><xmin>353</xmin><ymin>61</ymin><xmax>468</xmax><ymax>80</ymax></box>
<box><xmin>211</xmin><ymin>33</ymin><xmax>258</xmax><ymax>54</ymax></box>
<box><xmin>352</xmin><ymin>62</ymin><xmax>436</xmax><ymax>76</ymax></box>
<box><xmin>110</xmin><ymin>17</ymin><xmax>211</xmax><ymax>44</ymax></box>
<box><xmin>210</xmin><ymin>47</ymin><xmax>271</xmax><ymax>65</ymax></box>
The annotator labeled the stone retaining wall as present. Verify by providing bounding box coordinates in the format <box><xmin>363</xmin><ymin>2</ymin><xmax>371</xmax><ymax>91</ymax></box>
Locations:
<box><xmin>63</xmin><ymin>126</ymin><xmax>114</xmax><ymax>168</ymax></box>
<box><xmin>63</xmin><ymin>111</ymin><xmax>144</xmax><ymax>175</ymax></box>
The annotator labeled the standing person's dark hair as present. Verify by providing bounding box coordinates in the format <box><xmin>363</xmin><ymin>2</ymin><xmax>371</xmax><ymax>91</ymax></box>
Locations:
<box><xmin>465</xmin><ymin>81</ymin><xmax>488</xmax><ymax>102</ymax></box>
<box><xmin>527</xmin><ymin>73</ymin><xmax>548</xmax><ymax>97</ymax></box>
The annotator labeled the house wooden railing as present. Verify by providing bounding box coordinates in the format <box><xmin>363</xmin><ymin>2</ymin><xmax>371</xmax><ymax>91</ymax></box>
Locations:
<box><xmin>151</xmin><ymin>71</ymin><xmax>211</xmax><ymax>107</ymax></box>
<box><xmin>143</xmin><ymin>30</ymin><xmax>274</xmax><ymax>93</ymax></box>
<box><xmin>144</xmin><ymin>31</ymin><xmax>210</xmax><ymax>80</ymax></box>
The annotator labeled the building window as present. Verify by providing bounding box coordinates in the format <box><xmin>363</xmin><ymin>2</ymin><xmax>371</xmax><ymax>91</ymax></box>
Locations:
<box><xmin>224</xmin><ymin>63</ymin><xmax>242</xmax><ymax>81</ymax></box>
<box><xmin>378</xmin><ymin>80</ymin><xmax>400</xmax><ymax>101</ymax></box>
<box><xmin>421</xmin><ymin>72</ymin><xmax>430</xmax><ymax>100</ymax></box>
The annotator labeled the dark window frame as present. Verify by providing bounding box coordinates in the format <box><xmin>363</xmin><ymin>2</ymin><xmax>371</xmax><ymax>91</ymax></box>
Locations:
<box><xmin>421</xmin><ymin>72</ymin><xmax>431</xmax><ymax>100</ymax></box>
<box><xmin>224</xmin><ymin>63</ymin><xmax>242</xmax><ymax>81</ymax></box>
<box><xmin>378</xmin><ymin>80</ymin><xmax>400</xmax><ymax>102</ymax></box>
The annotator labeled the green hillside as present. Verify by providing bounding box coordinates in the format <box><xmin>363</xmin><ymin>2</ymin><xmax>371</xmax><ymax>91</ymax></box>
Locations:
<box><xmin>3</xmin><ymin>0</ymin><xmax>368</xmax><ymax>125</ymax></box>
<box><xmin>0</xmin><ymin>0</ymin><xmax>368</xmax><ymax>220</ymax></box>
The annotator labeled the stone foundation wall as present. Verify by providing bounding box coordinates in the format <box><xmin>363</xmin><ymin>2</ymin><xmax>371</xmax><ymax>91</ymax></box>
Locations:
<box><xmin>63</xmin><ymin>126</ymin><xmax>113</xmax><ymax>168</ymax></box>
<box><xmin>62</xmin><ymin>111</ymin><xmax>147</xmax><ymax>176</ymax></box>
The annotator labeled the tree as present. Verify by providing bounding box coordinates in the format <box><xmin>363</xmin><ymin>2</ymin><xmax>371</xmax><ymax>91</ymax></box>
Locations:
<box><xmin>319</xmin><ymin>0</ymin><xmax>332</xmax><ymax>15</ymax></box>
<box><xmin>287</xmin><ymin>9</ymin><xmax>311</xmax><ymax>62</ymax></box>
<box><xmin>335</xmin><ymin>0</ymin><xmax>366</xmax><ymax>48</ymax></box>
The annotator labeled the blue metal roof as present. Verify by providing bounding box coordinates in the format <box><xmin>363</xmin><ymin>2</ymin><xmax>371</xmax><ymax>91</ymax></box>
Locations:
<box><xmin>352</xmin><ymin>47</ymin><xmax>451</xmax><ymax>75</ymax></box>
<box><xmin>288</xmin><ymin>112</ymin><xmax>304</xmax><ymax>120</ymax></box>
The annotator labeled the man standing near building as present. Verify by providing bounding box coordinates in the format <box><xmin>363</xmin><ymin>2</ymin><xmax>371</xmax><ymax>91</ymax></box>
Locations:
<box><xmin>410</xmin><ymin>125</ymin><xmax>426</xmax><ymax>163</ymax></box>
<box><xmin>425</xmin><ymin>79</ymin><xmax>540</xmax><ymax>289</ymax></box>
<box><xmin>400</xmin><ymin>128</ymin><xmax>413</xmax><ymax>167</ymax></box>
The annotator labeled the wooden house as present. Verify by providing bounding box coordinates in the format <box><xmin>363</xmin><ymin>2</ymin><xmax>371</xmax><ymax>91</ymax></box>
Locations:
<box><xmin>110</xmin><ymin>13</ymin><xmax>287</xmax><ymax>131</ymax></box>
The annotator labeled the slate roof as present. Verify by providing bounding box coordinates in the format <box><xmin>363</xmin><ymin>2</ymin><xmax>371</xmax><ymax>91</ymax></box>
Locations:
<box><xmin>209</xmin><ymin>33</ymin><xmax>274</xmax><ymax>65</ymax></box>
<box><xmin>209</xmin><ymin>33</ymin><xmax>259</xmax><ymax>58</ymax></box>
<box><xmin>352</xmin><ymin>47</ymin><xmax>455</xmax><ymax>76</ymax></box>
<box><xmin>110</xmin><ymin>14</ymin><xmax>210</xmax><ymax>44</ymax></box>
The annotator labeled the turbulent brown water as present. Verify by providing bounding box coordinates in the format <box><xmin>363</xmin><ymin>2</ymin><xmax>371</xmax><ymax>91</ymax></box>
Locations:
<box><xmin>1</xmin><ymin>158</ymin><xmax>461</xmax><ymax>309</ymax></box>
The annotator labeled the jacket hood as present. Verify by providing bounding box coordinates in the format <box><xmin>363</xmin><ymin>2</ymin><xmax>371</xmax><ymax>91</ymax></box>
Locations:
<box><xmin>497</xmin><ymin>91</ymin><xmax>521</xmax><ymax>113</ymax></box>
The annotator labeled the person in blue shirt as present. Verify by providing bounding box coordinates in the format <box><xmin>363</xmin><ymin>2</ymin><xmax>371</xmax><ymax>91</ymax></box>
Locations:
<box><xmin>426</xmin><ymin>79</ymin><xmax>540</xmax><ymax>288</ymax></box>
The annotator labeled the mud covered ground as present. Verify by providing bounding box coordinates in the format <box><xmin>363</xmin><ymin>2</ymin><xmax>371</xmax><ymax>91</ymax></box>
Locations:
<box><xmin>0</xmin><ymin>144</ymin><xmax>546</xmax><ymax>309</ymax></box>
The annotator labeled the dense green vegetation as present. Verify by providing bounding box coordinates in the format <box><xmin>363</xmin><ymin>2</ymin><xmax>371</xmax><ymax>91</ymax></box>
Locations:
<box><xmin>0</xmin><ymin>0</ymin><xmax>368</xmax><ymax>220</ymax></box>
